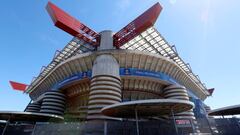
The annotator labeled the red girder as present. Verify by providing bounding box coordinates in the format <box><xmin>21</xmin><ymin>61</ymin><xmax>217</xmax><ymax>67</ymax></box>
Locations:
<box><xmin>9</xmin><ymin>81</ymin><xmax>28</xmax><ymax>92</ymax></box>
<box><xmin>46</xmin><ymin>2</ymin><xmax>99</xmax><ymax>46</ymax></box>
<box><xmin>208</xmin><ymin>88</ymin><xmax>215</xmax><ymax>96</ymax></box>
<box><xmin>113</xmin><ymin>3</ymin><xmax>162</xmax><ymax>48</ymax></box>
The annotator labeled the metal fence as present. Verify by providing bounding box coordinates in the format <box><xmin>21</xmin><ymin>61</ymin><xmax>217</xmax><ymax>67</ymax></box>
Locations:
<box><xmin>214</xmin><ymin>118</ymin><xmax>240</xmax><ymax>135</ymax></box>
<box><xmin>1</xmin><ymin>118</ymin><xmax>240</xmax><ymax>135</ymax></box>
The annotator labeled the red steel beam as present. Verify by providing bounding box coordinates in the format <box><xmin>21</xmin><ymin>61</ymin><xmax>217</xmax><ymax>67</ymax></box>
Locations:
<box><xmin>46</xmin><ymin>2</ymin><xmax>99</xmax><ymax>46</ymax></box>
<box><xmin>207</xmin><ymin>88</ymin><xmax>214</xmax><ymax>96</ymax></box>
<box><xmin>9</xmin><ymin>81</ymin><xmax>28</xmax><ymax>92</ymax></box>
<box><xmin>114</xmin><ymin>3</ymin><xmax>162</xmax><ymax>48</ymax></box>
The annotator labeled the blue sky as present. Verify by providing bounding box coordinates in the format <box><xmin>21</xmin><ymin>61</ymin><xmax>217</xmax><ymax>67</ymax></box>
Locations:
<box><xmin>0</xmin><ymin>0</ymin><xmax>240</xmax><ymax>111</ymax></box>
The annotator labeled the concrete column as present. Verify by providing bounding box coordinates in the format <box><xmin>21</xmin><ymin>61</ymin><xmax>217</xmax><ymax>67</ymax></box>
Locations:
<box><xmin>87</xmin><ymin>30</ymin><xmax>122</xmax><ymax>120</ymax></box>
<box><xmin>87</xmin><ymin>54</ymin><xmax>121</xmax><ymax>120</ymax></box>
<box><xmin>40</xmin><ymin>91</ymin><xmax>66</xmax><ymax>116</ymax></box>
<box><xmin>97</xmin><ymin>30</ymin><xmax>115</xmax><ymax>50</ymax></box>
<box><xmin>163</xmin><ymin>84</ymin><xmax>200</xmax><ymax>133</ymax></box>
<box><xmin>25</xmin><ymin>101</ymin><xmax>41</xmax><ymax>113</ymax></box>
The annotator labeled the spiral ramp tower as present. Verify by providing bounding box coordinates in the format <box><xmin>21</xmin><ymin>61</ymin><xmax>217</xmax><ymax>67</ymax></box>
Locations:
<box><xmin>25</xmin><ymin>101</ymin><xmax>41</xmax><ymax>113</ymax></box>
<box><xmin>40</xmin><ymin>91</ymin><xmax>66</xmax><ymax>116</ymax></box>
<box><xmin>87</xmin><ymin>31</ymin><xmax>122</xmax><ymax>120</ymax></box>
<box><xmin>163</xmin><ymin>84</ymin><xmax>200</xmax><ymax>133</ymax></box>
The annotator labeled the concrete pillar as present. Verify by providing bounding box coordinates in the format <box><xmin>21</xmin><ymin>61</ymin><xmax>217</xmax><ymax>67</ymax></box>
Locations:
<box><xmin>87</xmin><ymin>30</ymin><xmax>122</xmax><ymax>120</ymax></box>
<box><xmin>40</xmin><ymin>91</ymin><xmax>66</xmax><ymax>116</ymax></box>
<box><xmin>163</xmin><ymin>84</ymin><xmax>200</xmax><ymax>133</ymax></box>
<box><xmin>25</xmin><ymin>101</ymin><xmax>41</xmax><ymax>113</ymax></box>
<box><xmin>98</xmin><ymin>30</ymin><xmax>115</xmax><ymax>50</ymax></box>
<box><xmin>87</xmin><ymin>55</ymin><xmax>121</xmax><ymax>120</ymax></box>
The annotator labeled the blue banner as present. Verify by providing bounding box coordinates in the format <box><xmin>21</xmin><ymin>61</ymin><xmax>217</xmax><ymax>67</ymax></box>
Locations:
<box><xmin>52</xmin><ymin>68</ymin><xmax>178</xmax><ymax>89</ymax></box>
<box><xmin>190</xmin><ymin>98</ymin><xmax>207</xmax><ymax>118</ymax></box>
<box><xmin>52</xmin><ymin>71</ymin><xmax>92</xmax><ymax>89</ymax></box>
<box><xmin>120</xmin><ymin>68</ymin><xmax>177</xmax><ymax>84</ymax></box>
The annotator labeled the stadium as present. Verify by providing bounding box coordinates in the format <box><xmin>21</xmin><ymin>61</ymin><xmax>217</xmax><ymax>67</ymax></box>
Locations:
<box><xmin>1</xmin><ymin>2</ymin><xmax>223</xmax><ymax>135</ymax></box>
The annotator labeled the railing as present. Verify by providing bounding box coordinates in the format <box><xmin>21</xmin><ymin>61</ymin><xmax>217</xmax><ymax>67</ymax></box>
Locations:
<box><xmin>120</xmin><ymin>27</ymin><xmax>208</xmax><ymax>94</ymax></box>
<box><xmin>26</xmin><ymin>38</ymin><xmax>95</xmax><ymax>93</ymax></box>
<box><xmin>27</xmin><ymin>27</ymin><xmax>208</xmax><ymax>95</ymax></box>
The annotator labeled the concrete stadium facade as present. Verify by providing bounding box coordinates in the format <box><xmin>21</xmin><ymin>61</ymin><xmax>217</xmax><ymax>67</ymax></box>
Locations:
<box><xmin>21</xmin><ymin>2</ymin><xmax>212</xmax><ymax>134</ymax></box>
<box><xmin>25</xmin><ymin>30</ymin><xmax>209</xmax><ymax>130</ymax></box>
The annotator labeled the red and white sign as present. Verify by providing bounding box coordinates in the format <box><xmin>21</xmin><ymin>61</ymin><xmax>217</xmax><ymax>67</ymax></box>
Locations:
<box><xmin>175</xmin><ymin>119</ymin><xmax>191</xmax><ymax>125</ymax></box>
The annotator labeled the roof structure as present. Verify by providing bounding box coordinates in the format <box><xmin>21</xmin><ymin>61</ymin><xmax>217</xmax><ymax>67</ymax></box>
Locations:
<box><xmin>25</xmin><ymin>2</ymin><xmax>209</xmax><ymax>96</ymax></box>
<box><xmin>26</xmin><ymin>27</ymin><xmax>208</xmax><ymax>95</ymax></box>
<box><xmin>26</xmin><ymin>38</ymin><xmax>94</xmax><ymax>93</ymax></box>
<box><xmin>208</xmin><ymin>105</ymin><xmax>240</xmax><ymax>116</ymax></box>
<box><xmin>120</xmin><ymin>26</ymin><xmax>208</xmax><ymax>92</ymax></box>
<box><xmin>0</xmin><ymin>111</ymin><xmax>63</xmax><ymax>122</ymax></box>
<box><xmin>101</xmin><ymin>99</ymin><xmax>194</xmax><ymax>118</ymax></box>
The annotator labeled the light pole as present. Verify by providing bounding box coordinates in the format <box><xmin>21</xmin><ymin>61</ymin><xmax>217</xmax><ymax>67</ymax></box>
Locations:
<box><xmin>171</xmin><ymin>108</ymin><xmax>178</xmax><ymax>135</ymax></box>
<box><xmin>2</xmin><ymin>116</ymin><xmax>10</xmax><ymax>135</ymax></box>
<box><xmin>135</xmin><ymin>107</ymin><xmax>139</xmax><ymax>135</ymax></box>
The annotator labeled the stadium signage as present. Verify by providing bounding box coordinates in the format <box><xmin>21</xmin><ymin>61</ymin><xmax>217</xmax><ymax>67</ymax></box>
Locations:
<box><xmin>53</xmin><ymin>71</ymin><xmax>91</xmax><ymax>89</ymax></box>
<box><xmin>175</xmin><ymin>119</ymin><xmax>192</xmax><ymax>127</ymax></box>
<box><xmin>52</xmin><ymin>68</ymin><xmax>178</xmax><ymax>89</ymax></box>
<box><xmin>120</xmin><ymin>68</ymin><xmax>177</xmax><ymax>84</ymax></box>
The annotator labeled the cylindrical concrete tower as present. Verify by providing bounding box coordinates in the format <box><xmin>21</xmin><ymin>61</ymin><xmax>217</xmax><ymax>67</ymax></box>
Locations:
<box><xmin>87</xmin><ymin>31</ymin><xmax>122</xmax><ymax>120</ymax></box>
<box><xmin>163</xmin><ymin>84</ymin><xmax>199</xmax><ymax>132</ymax></box>
<box><xmin>163</xmin><ymin>84</ymin><xmax>195</xmax><ymax>119</ymax></box>
<box><xmin>25</xmin><ymin>101</ymin><xmax>41</xmax><ymax>113</ymax></box>
<box><xmin>40</xmin><ymin>91</ymin><xmax>66</xmax><ymax>116</ymax></box>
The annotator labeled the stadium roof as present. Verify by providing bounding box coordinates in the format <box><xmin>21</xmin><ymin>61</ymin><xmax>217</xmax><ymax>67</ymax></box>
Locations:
<box><xmin>120</xmin><ymin>27</ymin><xmax>207</xmax><ymax>92</ymax></box>
<box><xmin>26</xmin><ymin>27</ymin><xmax>208</xmax><ymax>95</ymax></box>
<box><xmin>101</xmin><ymin>99</ymin><xmax>194</xmax><ymax>118</ymax></box>
<box><xmin>208</xmin><ymin>105</ymin><xmax>240</xmax><ymax>116</ymax></box>
<box><xmin>0</xmin><ymin>111</ymin><xmax>63</xmax><ymax>122</ymax></box>
<box><xmin>25</xmin><ymin>2</ymin><xmax>209</xmax><ymax>97</ymax></box>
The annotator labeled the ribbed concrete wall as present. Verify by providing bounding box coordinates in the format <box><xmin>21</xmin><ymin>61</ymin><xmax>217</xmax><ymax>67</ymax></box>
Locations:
<box><xmin>64</xmin><ymin>82</ymin><xmax>90</xmax><ymax>120</ymax></box>
<box><xmin>29</xmin><ymin>50</ymin><xmax>208</xmax><ymax>101</ymax></box>
<box><xmin>25</xmin><ymin>101</ymin><xmax>41</xmax><ymax>113</ymax></box>
<box><xmin>87</xmin><ymin>55</ymin><xmax>121</xmax><ymax>120</ymax></box>
<box><xmin>163</xmin><ymin>84</ymin><xmax>200</xmax><ymax>132</ymax></box>
<box><xmin>40</xmin><ymin>91</ymin><xmax>66</xmax><ymax>116</ymax></box>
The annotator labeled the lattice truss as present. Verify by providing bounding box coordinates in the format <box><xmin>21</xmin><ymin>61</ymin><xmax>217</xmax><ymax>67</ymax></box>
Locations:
<box><xmin>120</xmin><ymin>27</ymin><xmax>207</xmax><ymax>91</ymax></box>
<box><xmin>26</xmin><ymin>38</ymin><xmax>94</xmax><ymax>92</ymax></box>
<box><xmin>25</xmin><ymin>2</ymin><xmax>208</xmax><ymax>94</ymax></box>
